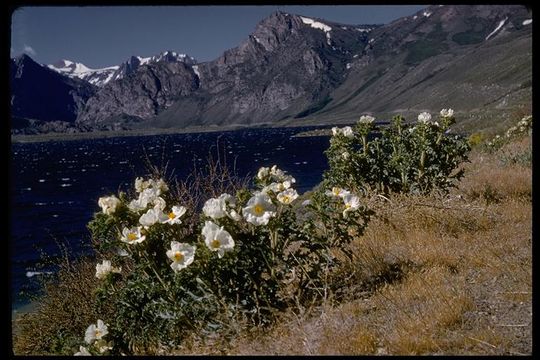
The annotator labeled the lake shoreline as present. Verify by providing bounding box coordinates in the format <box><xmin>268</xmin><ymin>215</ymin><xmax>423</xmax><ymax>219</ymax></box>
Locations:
<box><xmin>12</xmin><ymin>300</ymin><xmax>40</xmax><ymax>338</ymax></box>
<box><xmin>11</xmin><ymin>121</ymin><xmax>349</xmax><ymax>144</ymax></box>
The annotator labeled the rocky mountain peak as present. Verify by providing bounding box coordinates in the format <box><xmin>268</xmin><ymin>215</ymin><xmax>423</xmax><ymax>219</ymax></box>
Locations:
<box><xmin>249</xmin><ymin>11</ymin><xmax>305</xmax><ymax>52</ymax></box>
<box><xmin>13</xmin><ymin>53</ymin><xmax>35</xmax><ymax>66</ymax></box>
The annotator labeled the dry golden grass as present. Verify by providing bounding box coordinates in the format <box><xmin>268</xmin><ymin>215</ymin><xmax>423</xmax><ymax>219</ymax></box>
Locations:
<box><xmin>222</xmin><ymin>136</ymin><xmax>532</xmax><ymax>355</ymax></box>
<box><xmin>460</xmin><ymin>136</ymin><xmax>532</xmax><ymax>202</ymax></box>
<box><xmin>12</xmin><ymin>257</ymin><xmax>106</xmax><ymax>355</ymax></box>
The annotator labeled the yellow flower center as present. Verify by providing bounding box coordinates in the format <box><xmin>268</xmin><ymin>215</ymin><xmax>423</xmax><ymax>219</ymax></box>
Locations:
<box><xmin>333</xmin><ymin>188</ymin><xmax>341</xmax><ymax>195</ymax></box>
<box><xmin>168</xmin><ymin>212</ymin><xmax>176</xmax><ymax>219</ymax></box>
<box><xmin>174</xmin><ymin>251</ymin><xmax>184</xmax><ymax>262</ymax></box>
<box><xmin>254</xmin><ymin>204</ymin><xmax>264</xmax><ymax>216</ymax></box>
<box><xmin>127</xmin><ymin>233</ymin><xmax>137</xmax><ymax>241</ymax></box>
<box><xmin>211</xmin><ymin>239</ymin><xmax>221</xmax><ymax>249</ymax></box>
<box><xmin>283</xmin><ymin>195</ymin><xmax>290</xmax><ymax>203</ymax></box>
<box><xmin>345</xmin><ymin>203</ymin><xmax>351</xmax><ymax>209</ymax></box>
<box><xmin>95</xmin><ymin>329</ymin><xmax>102</xmax><ymax>337</ymax></box>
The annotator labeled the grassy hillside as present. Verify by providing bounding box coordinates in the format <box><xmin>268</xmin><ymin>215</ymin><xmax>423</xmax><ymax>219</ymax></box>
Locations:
<box><xmin>307</xmin><ymin>28</ymin><xmax>532</xmax><ymax>133</ymax></box>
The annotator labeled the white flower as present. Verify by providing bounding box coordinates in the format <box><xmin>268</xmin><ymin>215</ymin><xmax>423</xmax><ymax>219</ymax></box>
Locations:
<box><xmin>120</xmin><ymin>226</ymin><xmax>146</xmax><ymax>244</ymax></box>
<box><xmin>156</xmin><ymin>178</ymin><xmax>169</xmax><ymax>193</ymax></box>
<box><xmin>242</xmin><ymin>193</ymin><xmax>276</xmax><ymax>226</ymax></box>
<box><xmin>94</xmin><ymin>339</ymin><xmax>113</xmax><ymax>354</ymax></box>
<box><xmin>302</xmin><ymin>199</ymin><xmax>311</xmax><ymax>206</ymax></box>
<box><xmin>166</xmin><ymin>241</ymin><xmax>196</xmax><ymax>272</ymax></box>
<box><xmin>417</xmin><ymin>112</ymin><xmax>432</xmax><ymax>124</ymax></box>
<box><xmin>342</xmin><ymin>126</ymin><xmax>354</xmax><ymax>138</ymax></box>
<box><xmin>134</xmin><ymin>177</ymin><xmax>147</xmax><ymax>193</ymax></box>
<box><xmin>342</xmin><ymin>194</ymin><xmax>361</xmax><ymax>218</ymax></box>
<box><xmin>74</xmin><ymin>346</ymin><xmax>91</xmax><ymax>356</ymax></box>
<box><xmin>146</xmin><ymin>178</ymin><xmax>169</xmax><ymax>195</ymax></box>
<box><xmin>139</xmin><ymin>208</ymin><xmax>168</xmax><ymax>227</ymax></box>
<box><xmin>128</xmin><ymin>198</ymin><xmax>146</xmax><ymax>212</ymax></box>
<box><xmin>203</xmin><ymin>198</ymin><xmax>227</xmax><ymax>219</ymax></box>
<box><xmin>152</xmin><ymin>196</ymin><xmax>167</xmax><ymax>211</ymax></box>
<box><xmin>203</xmin><ymin>193</ymin><xmax>236</xmax><ymax>220</ymax></box>
<box><xmin>433</xmin><ymin>121</ymin><xmax>440</xmax><ymax>127</ymax></box>
<box><xmin>331</xmin><ymin>126</ymin><xmax>354</xmax><ymax>138</ymax></box>
<box><xmin>263</xmin><ymin>181</ymin><xmax>292</xmax><ymax>193</ymax></box>
<box><xmin>202</xmin><ymin>221</ymin><xmax>235</xmax><ymax>258</ymax></box>
<box><xmin>270</xmin><ymin>165</ymin><xmax>285</xmax><ymax>179</ymax></box>
<box><xmin>85</xmin><ymin>320</ymin><xmax>108</xmax><ymax>345</ymax></box>
<box><xmin>440</xmin><ymin>108</ymin><xmax>454</xmax><ymax>118</ymax></box>
<box><xmin>341</xmin><ymin>151</ymin><xmax>350</xmax><ymax>159</ymax></box>
<box><xmin>257</xmin><ymin>166</ymin><xmax>270</xmax><ymax>180</ymax></box>
<box><xmin>325</xmin><ymin>187</ymin><xmax>351</xmax><ymax>198</ymax></box>
<box><xmin>98</xmin><ymin>195</ymin><xmax>120</xmax><ymax>215</ymax></box>
<box><xmin>359</xmin><ymin>115</ymin><xmax>375</xmax><ymax>124</ymax></box>
<box><xmin>163</xmin><ymin>205</ymin><xmax>187</xmax><ymax>225</ymax></box>
<box><xmin>95</xmin><ymin>260</ymin><xmax>121</xmax><ymax>279</ymax></box>
<box><xmin>141</xmin><ymin>187</ymin><xmax>160</xmax><ymax>203</ymax></box>
<box><xmin>134</xmin><ymin>177</ymin><xmax>168</xmax><ymax>193</ymax></box>
<box><xmin>128</xmin><ymin>187</ymin><xmax>160</xmax><ymax>212</ymax></box>
<box><xmin>268</xmin><ymin>165</ymin><xmax>296</xmax><ymax>183</ymax></box>
<box><xmin>277</xmin><ymin>188</ymin><xmax>299</xmax><ymax>204</ymax></box>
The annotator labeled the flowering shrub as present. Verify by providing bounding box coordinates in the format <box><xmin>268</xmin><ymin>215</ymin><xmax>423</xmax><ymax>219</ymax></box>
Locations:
<box><xmin>81</xmin><ymin>163</ymin><xmax>372</xmax><ymax>354</ymax></box>
<box><xmin>324</xmin><ymin>109</ymin><xmax>470</xmax><ymax>194</ymax></box>
<box><xmin>485</xmin><ymin>115</ymin><xmax>532</xmax><ymax>151</ymax></box>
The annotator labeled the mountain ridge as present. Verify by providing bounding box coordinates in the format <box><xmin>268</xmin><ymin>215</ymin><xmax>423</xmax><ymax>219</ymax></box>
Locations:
<box><xmin>46</xmin><ymin>50</ymin><xmax>197</xmax><ymax>87</ymax></box>
<box><xmin>10</xmin><ymin>5</ymin><xmax>532</xmax><ymax>135</ymax></box>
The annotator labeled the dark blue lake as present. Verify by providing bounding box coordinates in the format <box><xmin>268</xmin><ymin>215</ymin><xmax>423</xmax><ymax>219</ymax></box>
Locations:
<box><xmin>10</xmin><ymin>126</ymin><xmax>332</xmax><ymax>310</ymax></box>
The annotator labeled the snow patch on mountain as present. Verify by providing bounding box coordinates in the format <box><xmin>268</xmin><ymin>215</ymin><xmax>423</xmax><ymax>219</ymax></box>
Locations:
<box><xmin>48</xmin><ymin>60</ymin><xmax>119</xmax><ymax>75</ymax></box>
<box><xmin>523</xmin><ymin>19</ymin><xmax>532</xmax><ymax>25</ymax></box>
<box><xmin>137</xmin><ymin>56</ymin><xmax>152</xmax><ymax>65</ymax></box>
<box><xmin>300</xmin><ymin>16</ymin><xmax>332</xmax><ymax>32</ymax></box>
<box><xmin>192</xmin><ymin>65</ymin><xmax>200</xmax><ymax>79</ymax></box>
<box><xmin>485</xmin><ymin>17</ymin><xmax>507</xmax><ymax>40</ymax></box>
<box><xmin>48</xmin><ymin>60</ymin><xmax>120</xmax><ymax>87</ymax></box>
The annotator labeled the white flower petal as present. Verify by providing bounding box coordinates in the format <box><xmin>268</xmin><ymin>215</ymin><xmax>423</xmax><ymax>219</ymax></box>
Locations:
<box><xmin>75</xmin><ymin>346</ymin><xmax>91</xmax><ymax>356</ymax></box>
<box><xmin>98</xmin><ymin>195</ymin><xmax>120</xmax><ymax>215</ymax></box>
<box><xmin>85</xmin><ymin>324</ymin><xmax>96</xmax><ymax>344</ymax></box>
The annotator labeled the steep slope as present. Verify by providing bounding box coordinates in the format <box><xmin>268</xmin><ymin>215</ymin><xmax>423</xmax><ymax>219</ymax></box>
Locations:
<box><xmin>81</xmin><ymin>11</ymin><xmax>377</xmax><ymax>128</ymax></box>
<box><xmin>133</xmin><ymin>6</ymin><xmax>533</xmax><ymax>130</ymax></box>
<box><xmin>75</xmin><ymin>60</ymin><xmax>200</xmax><ymax>127</ymax></box>
<box><xmin>301</xmin><ymin>5</ymin><xmax>532</xmax><ymax>127</ymax></box>
<box><xmin>10</xmin><ymin>54</ymin><xmax>97</xmax><ymax>126</ymax></box>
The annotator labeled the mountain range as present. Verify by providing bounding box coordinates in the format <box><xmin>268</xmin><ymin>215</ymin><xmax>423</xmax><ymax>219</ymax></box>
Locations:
<box><xmin>10</xmin><ymin>5</ymin><xmax>532</xmax><ymax>135</ymax></box>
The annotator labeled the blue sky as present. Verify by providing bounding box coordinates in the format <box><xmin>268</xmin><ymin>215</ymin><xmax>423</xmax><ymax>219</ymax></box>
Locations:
<box><xmin>11</xmin><ymin>5</ymin><xmax>426</xmax><ymax>68</ymax></box>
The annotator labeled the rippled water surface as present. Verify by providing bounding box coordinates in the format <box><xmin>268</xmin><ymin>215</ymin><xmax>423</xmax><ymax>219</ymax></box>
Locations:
<box><xmin>10</xmin><ymin>127</ymin><xmax>331</xmax><ymax>308</ymax></box>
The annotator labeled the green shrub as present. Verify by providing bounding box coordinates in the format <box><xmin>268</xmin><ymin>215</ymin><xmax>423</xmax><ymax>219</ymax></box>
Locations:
<box><xmin>468</xmin><ymin>132</ymin><xmax>485</xmax><ymax>147</ymax></box>
<box><xmin>485</xmin><ymin>115</ymin><xmax>532</xmax><ymax>152</ymax></box>
<box><xmin>66</xmin><ymin>160</ymin><xmax>373</xmax><ymax>355</ymax></box>
<box><xmin>323</xmin><ymin>109</ymin><xmax>470</xmax><ymax>195</ymax></box>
